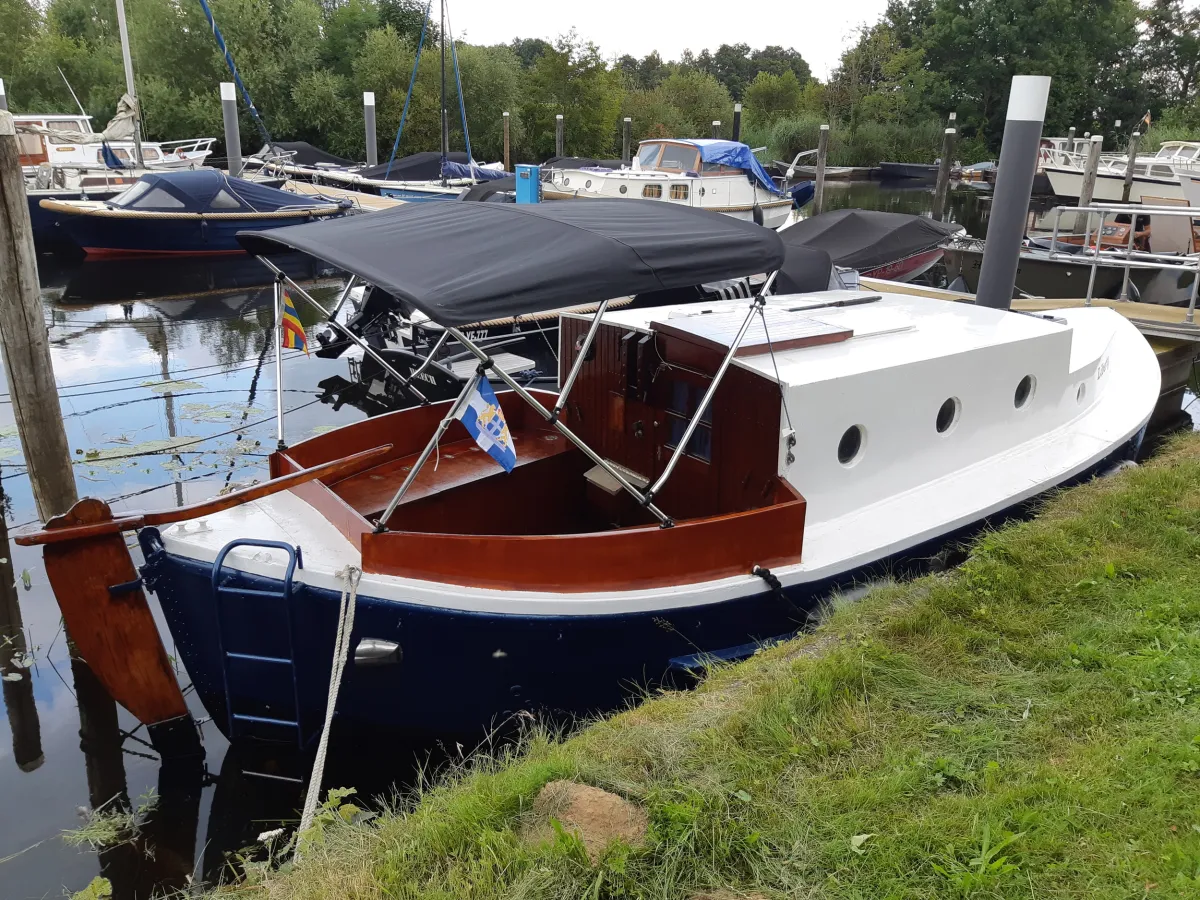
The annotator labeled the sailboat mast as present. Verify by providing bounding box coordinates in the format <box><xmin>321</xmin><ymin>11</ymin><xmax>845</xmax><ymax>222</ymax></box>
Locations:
<box><xmin>440</xmin><ymin>0</ymin><xmax>449</xmax><ymax>166</ymax></box>
<box><xmin>113</xmin><ymin>0</ymin><xmax>145</xmax><ymax>167</ymax></box>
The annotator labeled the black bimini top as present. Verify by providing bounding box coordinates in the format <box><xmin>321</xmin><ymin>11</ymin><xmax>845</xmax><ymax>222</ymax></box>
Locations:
<box><xmin>238</xmin><ymin>200</ymin><xmax>784</xmax><ymax>327</ymax></box>
<box><xmin>779</xmin><ymin>208</ymin><xmax>961</xmax><ymax>271</ymax></box>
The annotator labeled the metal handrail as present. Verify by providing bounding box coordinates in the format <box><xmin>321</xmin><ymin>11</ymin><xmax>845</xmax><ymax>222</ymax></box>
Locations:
<box><xmin>1045</xmin><ymin>202</ymin><xmax>1200</xmax><ymax>322</ymax></box>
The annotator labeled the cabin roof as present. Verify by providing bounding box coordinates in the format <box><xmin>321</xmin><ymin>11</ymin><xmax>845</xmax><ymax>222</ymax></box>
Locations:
<box><xmin>589</xmin><ymin>292</ymin><xmax>1074</xmax><ymax>388</ymax></box>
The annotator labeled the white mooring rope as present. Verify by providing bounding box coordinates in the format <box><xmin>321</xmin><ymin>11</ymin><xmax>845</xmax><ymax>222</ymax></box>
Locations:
<box><xmin>296</xmin><ymin>564</ymin><xmax>361</xmax><ymax>851</ymax></box>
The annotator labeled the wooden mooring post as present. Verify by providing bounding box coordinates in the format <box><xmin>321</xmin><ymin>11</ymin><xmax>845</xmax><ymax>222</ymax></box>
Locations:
<box><xmin>1076</xmin><ymin>134</ymin><xmax>1104</xmax><ymax>232</ymax></box>
<box><xmin>503</xmin><ymin>111</ymin><xmax>511</xmax><ymax>171</ymax></box>
<box><xmin>220</xmin><ymin>82</ymin><xmax>242</xmax><ymax>177</ymax></box>
<box><xmin>0</xmin><ymin>79</ymin><xmax>7</xmax><ymax>112</ymax></box>
<box><xmin>555</xmin><ymin>114</ymin><xmax>564</xmax><ymax>158</ymax></box>
<box><xmin>363</xmin><ymin>92</ymin><xmax>378</xmax><ymax>167</ymax></box>
<box><xmin>622</xmin><ymin>117</ymin><xmax>631</xmax><ymax>164</ymax></box>
<box><xmin>1121</xmin><ymin>131</ymin><xmax>1141</xmax><ymax>203</ymax></box>
<box><xmin>711</xmin><ymin>120</ymin><xmax>721</xmax><ymax>139</ymax></box>
<box><xmin>813</xmin><ymin>124</ymin><xmax>830</xmax><ymax>215</ymax></box>
<box><xmin>933</xmin><ymin>127</ymin><xmax>957</xmax><ymax>221</ymax></box>
<box><xmin>732</xmin><ymin>103</ymin><xmax>742</xmax><ymax>141</ymax></box>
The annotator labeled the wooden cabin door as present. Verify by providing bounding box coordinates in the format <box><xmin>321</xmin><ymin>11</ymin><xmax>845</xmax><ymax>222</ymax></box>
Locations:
<box><xmin>17</xmin><ymin>122</ymin><xmax>48</xmax><ymax>167</ymax></box>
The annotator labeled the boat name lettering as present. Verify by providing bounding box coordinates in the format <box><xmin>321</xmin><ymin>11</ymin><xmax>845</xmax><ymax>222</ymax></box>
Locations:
<box><xmin>408</xmin><ymin>370</ymin><xmax>438</xmax><ymax>385</ymax></box>
<box><xmin>463</xmin><ymin>330</ymin><xmax>489</xmax><ymax>341</ymax></box>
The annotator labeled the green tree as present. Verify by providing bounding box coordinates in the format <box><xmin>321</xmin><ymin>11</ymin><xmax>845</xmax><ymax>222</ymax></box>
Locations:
<box><xmin>743</xmin><ymin>70</ymin><xmax>804</xmax><ymax>128</ymax></box>
<box><xmin>1139</xmin><ymin>0</ymin><xmax>1200</xmax><ymax>110</ymax></box>
<box><xmin>323</xmin><ymin>0</ymin><xmax>381</xmax><ymax>76</ymax></box>
<box><xmin>654</xmin><ymin>69</ymin><xmax>730</xmax><ymax>136</ymax></box>
<box><xmin>749</xmin><ymin>46</ymin><xmax>812</xmax><ymax>85</ymax></box>
<box><xmin>509</xmin><ymin>36</ymin><xmax>551</xmax><ymax>68</ymax></box>
<box><xmin>519</xmin><ymin>33</ymin><xmax>623</xmax><ymax>159</ymax></box>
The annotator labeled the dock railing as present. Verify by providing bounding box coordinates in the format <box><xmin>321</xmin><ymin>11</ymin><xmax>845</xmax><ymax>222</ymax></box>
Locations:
<box><xmin>1046</xmin><ymin>202</ymin><xmax>1200</xmax><ymax>322</ymax></box>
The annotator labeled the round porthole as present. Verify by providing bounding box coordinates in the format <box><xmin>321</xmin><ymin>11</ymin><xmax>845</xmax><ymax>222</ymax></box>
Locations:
<box><xmin>585</xmin><ymin>179</ymin><xmax>592</xmax><ymax>189</ymax></box>
<box><xmin>619</xmin><ymin>184</ymin><xmax>627</xmax><ymax>194</ymax></box>
<box><xmin>1014</xmin><ymin>375</ymin><xmax>1035</xmax><ymax>409</ymax></box>
<box><xmin>838</xmin><ymin>425</ymin><xmax>865</xmax><ymax>466</ymax></box>
<box><xmin>563</xmin><ymin>177</ymin><xmax>570</xmax><ymax>186</ymax></box>
<box><xmin>936</xmin><ymin>397</ymin><xmax>960</xmax><ymax>434</ymax></box>
<box><xmin>1076</xmin><ymin>383</ymin><xmax>1087</xmax><ymax>403</ymax></box>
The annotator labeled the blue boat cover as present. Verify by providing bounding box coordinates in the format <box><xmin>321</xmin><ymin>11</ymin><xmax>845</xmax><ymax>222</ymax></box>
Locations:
<box><xmin>107</xmin><ymin>169</ymin><xmax>348</xmax><ymax>213</ymax></box>
<box><xmin>675</xmin><ymin>139</ymin><xmax>783</xmax><ymax>196</ymax></box>
<box><xmin>441</xmin><ymin>160</ymin><xmax>511</xmax><ymax>181</ymax></box>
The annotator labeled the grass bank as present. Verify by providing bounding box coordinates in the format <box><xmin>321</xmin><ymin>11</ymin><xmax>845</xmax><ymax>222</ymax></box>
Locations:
<box><xmin>236</xmin><ymin>434</ymin><xmax>1200</xmax><ymax>899</ymax></box>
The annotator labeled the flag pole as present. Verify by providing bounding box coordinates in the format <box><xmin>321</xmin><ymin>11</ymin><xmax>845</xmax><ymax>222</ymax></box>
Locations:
<box><xmin>274</xmin><ymin>276</ymin><xmax>286</xmax><ymax>450</ymax></box>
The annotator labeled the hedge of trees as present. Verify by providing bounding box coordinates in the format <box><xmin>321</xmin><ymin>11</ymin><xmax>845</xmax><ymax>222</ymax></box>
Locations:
<box><xmin>2</xmin><ymin>0</ymin><xmax>1197</xmax><ymax>168</ymax></box>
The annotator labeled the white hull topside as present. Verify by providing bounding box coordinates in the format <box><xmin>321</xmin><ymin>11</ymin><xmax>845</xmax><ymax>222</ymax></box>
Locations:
<box><xmin>157</xmin><ymin>290</ymin><xmax>1159</xmax><ymax>615</ymax></box>
<box><xmin>1173</xmin><ymin>169</ymin><xmax>1200</xmax><ymax>209</ymax></box>
<box><xmin>545</xmin><ymin>168</ymin><xmax>792</xmax><ymax>229</ymax></box>
<box><xmin>1043</xmin><ymin>166</ymin><xmax>1185</xmax><ymax>203</ymax></box>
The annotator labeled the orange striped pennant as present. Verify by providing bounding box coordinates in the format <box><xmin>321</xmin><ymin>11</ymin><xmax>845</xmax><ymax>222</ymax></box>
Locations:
<box><xmin>281</xmin><ymin>290</ymin><xmax>308</xmax><ymax>355</ymax></box>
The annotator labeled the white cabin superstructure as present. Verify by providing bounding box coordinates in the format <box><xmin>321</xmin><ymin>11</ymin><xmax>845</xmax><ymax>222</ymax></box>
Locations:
<box><xmin>14</xmin><ymin>113</ymin><xmax>214</xmax><ymax>176</ymax></box>
<box><xmin>1043</xmin><ymin>139</ymin><xmax>1200</xmax><ymax>202</ymax></box>
<box><xmin>545</xmin><ymin>139</ymin><xmax>793</xmax><ymax>228</ymax></box>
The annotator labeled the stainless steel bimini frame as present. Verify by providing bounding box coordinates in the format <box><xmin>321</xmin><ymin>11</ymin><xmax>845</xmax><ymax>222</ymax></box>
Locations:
<box><xmin>269</xmin><ymin>262</ymin><xmax>777</xmax><ymax>532</ymax></box>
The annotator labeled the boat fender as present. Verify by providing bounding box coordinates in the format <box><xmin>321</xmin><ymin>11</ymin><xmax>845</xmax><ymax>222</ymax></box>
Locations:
<box><xmin>752</xmin><ymin>202</ymin><xmax>764</xmax><ymax>227</ymax></box>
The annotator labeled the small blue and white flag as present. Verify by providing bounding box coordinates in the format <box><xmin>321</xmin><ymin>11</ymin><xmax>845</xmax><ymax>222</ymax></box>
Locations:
<box><xmin>457</xmin><ymin>377</ymin><xmax>517</xmax><ymax>472</ymax></box>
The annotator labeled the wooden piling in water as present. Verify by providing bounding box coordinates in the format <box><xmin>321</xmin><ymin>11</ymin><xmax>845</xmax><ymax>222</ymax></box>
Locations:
<box><xmin>0</xmin><ymin>112</ymin><xmax>78</xmax><ymax>523</ymax></box>
<box><xmin>933</xmin><ymin>127</ymin><xmax>957</xmax><ymax>221</ymax></box>
<box><xmin>732</xmin><ymin>103</ymin><xmax>742</xmax><ymax>142</ymax></box>
<box><xmin>503</xmin><ymin>111</ymin><xmax>511</xmax><ymax>172</ymax></box>
<box><xmin>813</xmin><ymin>124</ymin><xmax>830</xmax><ymax>215</ymax></box>
<box><xmin>711</xmin><ymin>120</ymin><xmax>721</xmax><ymax>139</ymax></box>
<box><xmin>622</xmin><ymin>117</ymin><xmax>631</xmax><ymax>164</ymax></box>
<box><xmin>1076</xmin><ymin>134</ymin><xmax>1104</xmax><ymax>232</ymax></box>
<box><xmin>220</xmin><ymin>82</ymin><xmax>242</xmax><ymax>177</ymax></box>
<box><xmin>1122</xmin><ymin>131</ymin><xmax>1141</xmax><ymax>203</ymax></box>
<box><xmin>0</xmin><ymin>79</ymin><xmax>7</xmax><ymax>112</ymax></box>
<box><xmin>0</xmin><ymin>504</ymin><xmax>43</xmax><ymax>772</ymax></box>
<box><xmin>555</xmin><ymin>114</ymin><xmax>564</xmax><ymax>158</ymax></box>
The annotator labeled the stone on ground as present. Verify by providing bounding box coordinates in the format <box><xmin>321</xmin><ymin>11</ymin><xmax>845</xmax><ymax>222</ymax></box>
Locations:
<box><xmin>522</xmin><ymin>780</ymin><xmax>648</xmax><ymax>862</ymax></box>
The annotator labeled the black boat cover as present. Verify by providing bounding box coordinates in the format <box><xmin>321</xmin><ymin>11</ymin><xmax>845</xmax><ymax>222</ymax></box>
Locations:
<box><xmin>458</xmin><ymin>176</ymin><xmax>516</xmax><ymax>202</ymax></box>
<box><xmin>239</xmin><ymin>200</ymin><xmax>784</xmax><ymax>327</ymax></box>
<box><xmin>259</xmin><ymin>141</ymin><xmax>353</xmax><ymax>167</ymax></box>
<box><xmin>107</xmin><ymin>170</ymin><xmax>347</xmax><ymax>213</ymax></box>
<box><xmin>778</xmin><ymin>208</ymin><xmax>960</xmax><ymax>271</ymax></box>
<box><xmin>356</xmin><ymin>151</ymin><xmax>470</xmax><ymax>181</ymax></box>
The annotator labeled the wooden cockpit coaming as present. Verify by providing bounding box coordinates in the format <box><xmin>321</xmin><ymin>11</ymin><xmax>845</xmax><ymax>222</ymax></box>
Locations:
<box><xmin>270</xmin><ymin>331</ymin><xmax>807</xmax><ymax>590</ymax></box>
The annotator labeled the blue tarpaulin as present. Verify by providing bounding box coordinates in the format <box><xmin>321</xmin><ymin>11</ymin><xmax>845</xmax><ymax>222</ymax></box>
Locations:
<box><xmin>441</xmin><ymin>161</ymin><xmax>511</xmax><ymax>182</ymax></box>
<box><xmin>677</xmin><ymin>139</ymin><xmax>783</xmax><ymax>196</ymax></box>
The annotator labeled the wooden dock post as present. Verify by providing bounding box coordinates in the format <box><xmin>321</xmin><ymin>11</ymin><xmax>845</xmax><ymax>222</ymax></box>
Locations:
<box><xmin>933</xmin><ymin>127</ymin><xmax>957</xmax><ymax>221</ymax></box>
<box><xmin>1121</xmin><ymin>131</ymin><xmax>1141</xmax><ymax>203</ymax></box>
<box><xmin>555</xmin><ymin>114</ymin><xmax>564</xmax><ymax>157</ymax></box>
<box><xmin>1067</xmin><ymin>126</ymin><xmax>1076</xmax><ymax>147</ymax></box>
<box><xmin>976</xmin><ymin>75</ymin><xmax>1051</xmax><ymax>310</ymax></box>
<box><xmin>503</xmin><ymin>111</ymin><xmax>511</xmax><ymax>171</ymax></box>
<box><xmin>220</xmin><ymin>82</ymin><xmax>242</xmax><ymax>177</ymax></box>
<box><xmin>0</xmin><ymin>113</ymin><xmax>78</xmax><ymax>522</ymax></box>
<box><xmin>712</xmin><ymin>120</ymin><xmax>721</xmax><ymax>139</ymax></box>
<box><xmin>622</xmin><ymin>117</ymin><xmax>631</xmax><ymax>164</ymax></box>
<box><xmin>1076</xmin><ymin>134</ymin><xmax>1104</xmax><ymax>231</ymax></box>
<box><xmin>0</xmin><ymin>79</ymin><xmax>7</xmax><ymax>112</ymax></box>
<box><xmin>813</xmin><ymin>124</ymin><xmax>830</xmax><ymax>215</ymax></box>
<box><xmin>363</xmin><ymin>92</ymin><xmax>377</xmax><ymax>167</ymax></box>
<box><xmin>732</xmin><ymin>103</ymin><xmax>742</xmax><ymax>141</ymax></box>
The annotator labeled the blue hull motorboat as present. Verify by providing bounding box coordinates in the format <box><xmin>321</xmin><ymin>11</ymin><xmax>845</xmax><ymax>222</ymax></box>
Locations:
<box><xmin>16</xmin><ymin>199</ymin><xmax>1160</xmax><ymax>752</ymax></box>
<box><xmin>41</xmin><ymin>169</ymin><xmax>350</xmax><ymax>257</ymax></box>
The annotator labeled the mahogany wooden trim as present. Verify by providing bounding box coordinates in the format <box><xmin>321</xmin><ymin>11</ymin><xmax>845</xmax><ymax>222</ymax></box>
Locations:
<box><xmin>39</xmin><ymin>498</ymin><xmax>189</xmax><ymax>725</ymax></box>
<box><xmin>361</xmin><ymin>476</ymin><xmax>805</xmax><ymax>591</ymax></box>
<box><xmin>15</xmin><ymin>444</ymin><xmax>391</xmax><ymax>546</ymax></box>
<box><xmin>273</xmin><ymin>451</ymin><xmax>369</xmax><ymax>552</ymax></box>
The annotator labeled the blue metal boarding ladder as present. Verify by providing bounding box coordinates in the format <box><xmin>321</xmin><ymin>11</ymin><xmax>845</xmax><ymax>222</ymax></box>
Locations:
<box><xmin>211</xmin><ymin>540</ymin><xmax>306</xmax><ymax>747</ymax></box>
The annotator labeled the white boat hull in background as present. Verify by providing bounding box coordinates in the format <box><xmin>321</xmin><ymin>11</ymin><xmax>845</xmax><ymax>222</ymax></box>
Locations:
<box><xmin>1043</xmin><ymin>166</ymin><xmax>1184</xmax><ymax>203</ymax></box>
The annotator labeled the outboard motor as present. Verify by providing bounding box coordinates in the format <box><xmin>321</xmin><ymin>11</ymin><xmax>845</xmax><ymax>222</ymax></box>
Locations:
<box><xmin>314</xmin><ymin>284</ymin><xmax>406</xmax><ymax>359</ymax></box>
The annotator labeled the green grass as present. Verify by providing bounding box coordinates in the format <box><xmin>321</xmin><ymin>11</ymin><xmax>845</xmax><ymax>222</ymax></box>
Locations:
<box><xmin>224</xmin><ymin>434</ymin><xmax>1200</xmax><ymax>899</ymax></box>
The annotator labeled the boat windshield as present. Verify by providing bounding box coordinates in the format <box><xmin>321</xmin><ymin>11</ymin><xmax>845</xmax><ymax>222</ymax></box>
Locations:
<box><xmin>636</xmin><ymin>142</ymin><xmax>702</xmax><ymax>172</ymax></box>
<box><xmin>636</xmin><ymin>142</ymin><xmax>662</xmax><ymax>168</ymax></box>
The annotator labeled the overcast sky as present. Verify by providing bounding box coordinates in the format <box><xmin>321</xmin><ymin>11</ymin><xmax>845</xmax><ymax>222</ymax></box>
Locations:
<box><xmin>450</xmin><ymin>0</ymin><xmax>892</xmax><ymax>81</ymax></box>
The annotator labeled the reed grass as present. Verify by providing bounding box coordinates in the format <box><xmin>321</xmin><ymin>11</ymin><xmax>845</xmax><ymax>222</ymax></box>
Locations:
<box><xmin>743</xmin><ymin>117</ymin><xmax>947</xmax><ymax>168</ymax></box>
<box><xmin>211</xmin><ymin>433</ymin><xmax>1200</xmax><ymax>900</ymax></box>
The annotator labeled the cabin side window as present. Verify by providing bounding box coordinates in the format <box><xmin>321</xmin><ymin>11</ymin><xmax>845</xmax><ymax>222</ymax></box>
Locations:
<box><xmin>664</xmin><ymin>378</ymin><xmax>712</xmax><ymax>462</ymax></box>
<box><xmin>45</xmin><ymin>120</ymin><xmax>81</xmax><ymax>142</ymax></box>
<box><xmin>17</xmin><ymin>132</ymin><xmax>44</xmax><ymax>156</ymax></box>
<box><xmin>701</xmin><ymin>161</ymin><xmax>742</xmax><ymax>176</ymax></box>
<box><xmin>669</xmin><ymin>184</ymin><xmax>689</xmax><ymax>200</ymax></box>
<box><xmin>210</xmin><ymin>188</ymin><xmax>244</xmax><ymax>209</ymax></box>
<box><xmin>642</xmin><ymin>184</ymin><xmax>663</xmax><ymax>199</ymax></box>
